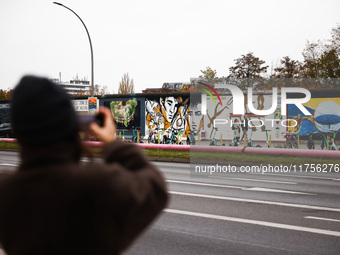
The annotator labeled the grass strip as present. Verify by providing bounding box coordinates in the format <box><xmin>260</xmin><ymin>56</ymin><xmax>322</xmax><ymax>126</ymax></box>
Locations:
<box><xmin>145</xmin><ymin>149</ymin><xmax>190</xmax><ymax>159</ymax></box>
<box><xmin>0</xmin><ymin>142</ymin><xmax>339</xmax><ymax>165</ymax></box>
<box><xmin>189</xmin><ymin>151</ymin><xmax>340</xmax><ymax>165</ymax></box>
<box><xmin>0</xmin><ymin>142</ymin><xmax>20</xmax><ymax>150</ymax></box>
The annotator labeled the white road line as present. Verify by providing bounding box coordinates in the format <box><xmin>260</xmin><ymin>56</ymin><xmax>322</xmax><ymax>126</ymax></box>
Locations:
<box><xmin>164</xmin><ymin>208</ymin><xmax>340</xmax><ymax>237</ymax></box>
<box><xmin>166</xmin><ymin>180</ymin><xmax>241</xmax><ymax>189</ymax></box>
<box><xmin>155</xmin><ymin>162</ymin><xmax>190</xmax><ymax>169</ymax></box>
<box><xmin>242</xmin><ymin>187</ymin><xmax>315</xmax><ymax>195</ymax></box>
<box><xmin>170</xmin><ymin>191</ymin><xmax>340</xmax><ymax>212</ymax></box>
<box><xmin>249</xmin><ymin>172</ymin><xmax>336</xmax><ymax>181</ymax></box>
<box><xmin>304</xmin><ymin>216</ymin><xmax>340</xmax><ymax>223</ymax></box>
<box><xmin>160</xmin><ymin>164</ymin><xmax>337</xmax><ymax>181</ymax></box>
<box><xmin>333</xmin><ymin>179</ymin><xmax>340</xmax><ymax>181</ymax></box>
<box><xmin>0</xmin><ymin>163</ymin><xmax>18</xmax><ymax>167</ymax></box>
<box><xmin>167</xmin><ymin>180</ymin><xmax>314</xmax><ymax>195</ymax></box>
<box><xmin>208</xmin><ymin>176</ymin><xmax>297</xmax><ymax>185</ymax></box>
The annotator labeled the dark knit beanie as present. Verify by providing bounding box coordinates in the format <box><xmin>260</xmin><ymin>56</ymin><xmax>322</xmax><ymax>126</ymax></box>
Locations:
<box><xmin>11</xmin><ymin>75</ymin><xmax>78</xmax><ymax>147</ymax></box>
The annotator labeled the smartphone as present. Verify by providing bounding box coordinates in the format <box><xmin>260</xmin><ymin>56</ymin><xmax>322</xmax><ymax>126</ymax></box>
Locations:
<box><xmin>77</xmin><ymin>114</ymin><xmax>104</xmax><ymax>131</ymax></box>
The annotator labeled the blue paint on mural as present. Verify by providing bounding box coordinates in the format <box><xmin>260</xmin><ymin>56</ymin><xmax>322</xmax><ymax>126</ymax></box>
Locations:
<box><xmin>314</xmin><ymin>114</ymin><xmax>340</xmax><ymax>125</ymax></box>
<box><xmin>294</xmin><ymin>119</ymin><xmax>318</xmax><ymax>136</ymax></box>
<box><xmin>287</xmin><ymin>105</ymin><xmax>314</xmax><ymax>118</ymax></box>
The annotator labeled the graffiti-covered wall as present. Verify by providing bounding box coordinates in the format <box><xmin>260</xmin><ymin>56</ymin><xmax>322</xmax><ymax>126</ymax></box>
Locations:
<box><xmin>105</xmin><ymin>99</ymin><xmax>141</xmax><ymax>129</ymax></box>
<box><xmin>2</xmin><ymin>88</ymin><xmax>340</xmax><ymax>141</ymax></box>
<box><xmin>145</xmin><ymin>94</ymin><xmax>190</xmax><ymax>139</ymax></box>
<box><xmin>0</xmin><ymin>101</ymin><xmax>10</xmax><ymax>123</ymax></box>
<box><xmin>200</xmin><ymin>93</ymin><xmax>286</xmax><ymax>141</ymax></box>
<box><xmin>288</xmin><ymin>89</ymin><xmax>340</xmax><ymax>136</ymax></box>
<box><xmin>99</xmin><ymin>96</ymin><xmax>145</xmax><ymax>137</ymax></box>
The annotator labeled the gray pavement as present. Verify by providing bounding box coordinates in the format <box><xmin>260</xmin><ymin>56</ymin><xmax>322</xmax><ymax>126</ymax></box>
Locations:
<box><xmin>124</xmin><ymin>161</ymin><xmax>340</xmax><ymax>255</ymax></box>
<box><xmin>0</xmin><ymin>152</ymin><xmax>339</xmax><ymax>254</ymax></box>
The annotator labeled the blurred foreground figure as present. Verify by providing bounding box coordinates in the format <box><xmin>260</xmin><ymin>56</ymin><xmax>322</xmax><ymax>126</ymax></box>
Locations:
<box><xmin>0</xmin><ymin>76</ymin><xmax>168</xmax><ymax>255</ymax></box>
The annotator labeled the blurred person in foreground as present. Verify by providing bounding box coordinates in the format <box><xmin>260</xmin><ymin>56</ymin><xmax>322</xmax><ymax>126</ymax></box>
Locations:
<box><xmin>0</xmin><ymin>76</ymin><xmax>168</xmax><ymax>255</ymax></box>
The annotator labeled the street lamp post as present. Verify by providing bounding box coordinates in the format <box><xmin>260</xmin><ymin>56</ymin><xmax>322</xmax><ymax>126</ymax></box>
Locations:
<box><xmin>53</xmin><ymin>2</ymin><xmax>94</xmax><ymax>96</ymax></box>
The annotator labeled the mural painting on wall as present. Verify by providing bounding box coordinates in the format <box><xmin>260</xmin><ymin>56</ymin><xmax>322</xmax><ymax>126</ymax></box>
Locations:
<box><xmin>103</xmin><ymin>99</ymin><xmax>140</xmax><ymax>130</ymax></box>
<box><xmin>145</xmin><ymin>95</ymin><xmax>190</xmax><ymax>139</ymax></box>
<box><xmin>0</xmin><ymin>103</ymin><xmax>10</xmax><ymax>124</ymax></box>
<box><xmin>203</xmin><ymin>94</ymin><xmax>286</xmax><ymax>141</ymax></box>
<box><xmin>288</xmin><ymin>98</ymin><xmax>340</xmax><ymax>136</ymax></box>
<box><xmin>188</xmin><ymin>94</ymin><xmax>204</xmax><ymax>138</ymax></box>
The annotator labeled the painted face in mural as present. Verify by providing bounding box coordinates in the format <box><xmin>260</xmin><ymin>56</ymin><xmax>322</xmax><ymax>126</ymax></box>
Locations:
<box><xmin>189</xmin><ymin>102</ymin><xmax>202</xmax><ymax>132</ymax></box>
<box><xmin>163</xmin><ymin>97</ymin><xmax>178</xmax><ymax>123</ymax></box>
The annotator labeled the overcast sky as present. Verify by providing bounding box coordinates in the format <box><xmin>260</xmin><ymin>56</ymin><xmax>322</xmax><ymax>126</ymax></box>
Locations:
<box><xmin>1</xmin><ymin>0</ymin><xmax>339</xmax><ymax>93</ymax></box>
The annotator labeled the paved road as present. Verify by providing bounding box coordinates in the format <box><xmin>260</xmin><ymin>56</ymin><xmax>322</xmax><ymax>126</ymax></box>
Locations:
<box><xmin>125</xmin><ymin>161</ymin><xmax>340</xmax><ymax>255</ymax></box>
<box><xmin>0</xmin><ymin>152</ymin><xmax>339</xmax><ymax>254</ymax></box>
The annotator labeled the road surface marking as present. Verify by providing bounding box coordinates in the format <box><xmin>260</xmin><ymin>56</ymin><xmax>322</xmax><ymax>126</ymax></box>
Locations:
<box><xmin>166</xmin><ymin>180</ymin><xmax>242</xmax><ymax>189</ymax></box>
<box><xmin>155</xmin><ymin>162</ymin><xmax>190</xmax><ymax>169</ymax></box>
<box><xmin>209</xmin><ymin>176</ymin><xmax>297</xmax><ymax>185</ymax></box>
<box><xmin>167</xmin><ymin>180</ymin><xmax>313</xmax><ymax>195</ymax></box>
<box><xmin>242</xmin><ymin>187</ymin><xmax>315</xmax><ymax>195</ymax></box>
<box><xmin>164</xmin><ymin>208</ymin><xmax>340</xmax><ymax>237</ymax></box>
<box><xmin>166</xmin><ymin>180</ymin><xmax>309</xmax><ymax>195</ymax></box>
<box><xmin>170</xmin><ymin>191</ymin><xmax>340</xmax><ymax>212</ymax></box>
<box><xmin>304</xmin><ymin>216</ymin><xmax>340</xmax><ymax>223</ymax></box>
<box><xmin>0</xmin><ymin>163</ymin><xmax>18</xmax><ymax>167</ymax></box>
<box><xmin>249</xmin><ymin>172</ymin><xmax>336</xmax><ymax>181</ymax></box>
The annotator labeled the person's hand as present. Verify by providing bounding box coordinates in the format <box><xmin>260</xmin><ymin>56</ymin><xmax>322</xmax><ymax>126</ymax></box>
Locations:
<box><xmin>90</xmin><ymin>107</ymin><xmax>116</xmax><ymax>144</ymax></box>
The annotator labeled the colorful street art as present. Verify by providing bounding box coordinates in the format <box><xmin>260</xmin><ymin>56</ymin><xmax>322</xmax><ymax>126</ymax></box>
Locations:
<box><xmin>103</xmin><ymin>99</ymin><xmax>140</xmax><ymax>130</ymax></box>
<box><xmin>188</xmin><ymin>93</ymin><xmax>204</xmax><ymax>136</ymax></box>
<box><xmin>2</xmin><ymin>88</ymin><xmax>338</xmax><ymax>142</ymax></box>
<box><xmin>288</xmin><ymin>98</ymin><xmax>340</xmax><ymax>135</ymax></box>
<box><xmin>88</xmin><ymin>97</ymin><xmax>98</xmax><ymax>113</ymax></box>
<box><xmin>110</xmin><ymin>99</ymin><xmax>138</xmax><ymax>127</ymax></box>
<box><xmin>202</xmin><ymin>93</ymin><xmax>286</xmax><ymax>141</ymax></box>
<box><xmin>0</xmin><ymin>103</ymin><xmax>10</xmax><ymax>124</ymax></box>
<box><xmin>145</xmin><ymin>95</ymin><xmax>190</xmax><ymax>139</ymax></box>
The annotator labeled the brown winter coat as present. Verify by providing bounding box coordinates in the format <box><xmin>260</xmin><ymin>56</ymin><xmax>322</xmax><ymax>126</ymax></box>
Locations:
<box><xmin>0</xmin><ymin>140</ymin><xmax>168</xmax><ymax>255</ymax></box>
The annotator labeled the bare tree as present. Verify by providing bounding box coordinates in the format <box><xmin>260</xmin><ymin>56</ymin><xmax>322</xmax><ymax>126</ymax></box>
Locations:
<box><xmin>118</xmin><ymin>73</ymin><xmax>135</xmax><ymax>94</ymax></box>
<box><xmin>99</xmin><ymin>85</ymin><xmax>110</xmax><ymax>95</ymax></box>
<box><xmin>82</xmin><ymin>85</ymin><xmax>112</xmax><ymax>96</ymax></box>
<box><xmin>330</xmin><ymin>23</ymin><xmax>340</xmax><ymax>55</ymax></box>
<box><xmin>300</xmin><ymin>40</ymin><xmax>324</xmax><ymax>78</ymax></box>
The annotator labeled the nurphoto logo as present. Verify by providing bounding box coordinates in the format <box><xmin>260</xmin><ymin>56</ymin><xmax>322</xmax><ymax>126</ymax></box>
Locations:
<box><xmin>197</xmin><ymin>83</ymin><xmax>312</xmax><ymax>128</ymax></box>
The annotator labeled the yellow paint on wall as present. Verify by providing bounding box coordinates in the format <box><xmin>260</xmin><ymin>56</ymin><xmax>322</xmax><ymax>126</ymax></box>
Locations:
<box><xmin>303</xmin><ymin>98</ymin><xmax>340</xmax><ymax>110</ymax></box>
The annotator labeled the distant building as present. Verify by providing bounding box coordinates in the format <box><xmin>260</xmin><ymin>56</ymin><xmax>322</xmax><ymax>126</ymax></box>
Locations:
<box><xmin>142</xmin><ymin>82</ymin><xmax>185</xmax><ymax>93</ymax></box>
<box><xmin>51</xmin><ymin>78</ymin><xmax>91</xmax><ymax>95</ymax></box>
<box><xmin>142</xmin><ymin>88</ymin><xmax>177</xmax><ymax>93</ymax></box>
<box><xmin>162</xmin><ymin>82</ymin><xmax>183</xmax><ymax>90</ymax></box>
